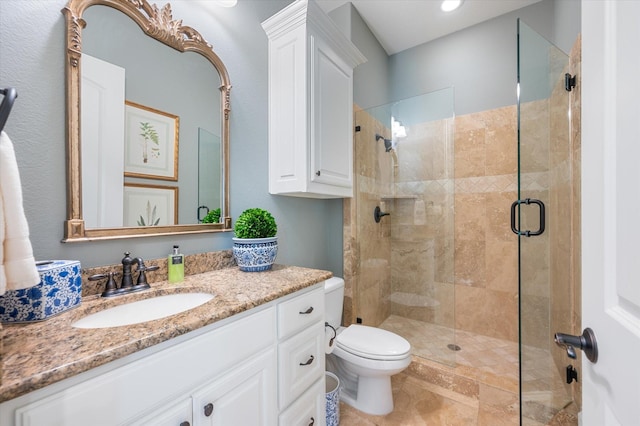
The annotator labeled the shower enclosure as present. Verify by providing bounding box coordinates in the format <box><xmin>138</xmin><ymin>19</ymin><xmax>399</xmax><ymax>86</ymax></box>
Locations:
<box><xmin>517</xmin><ymin>19</ymin><xmax>580</xmax><ymax>424</ymax></box>
<box><xmin>345</xmin><ymin>19</ymin><xmax>580</xmax><ymax>426</ymax></box>
<box><xmin>350</xmin><ymin>83</ymin><xmax>522</xmax><ymax>389</ymax></box>
<box><xmin>350</xmin><ymin>87</ymin><xmax>458</xmax><ymax>366</ymax></box>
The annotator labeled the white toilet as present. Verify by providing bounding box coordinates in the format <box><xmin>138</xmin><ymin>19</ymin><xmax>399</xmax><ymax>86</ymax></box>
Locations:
<box><xmin>324</xmin><ymin>277</ymin><xmax>411</xmax><ymax>416</ymax></box>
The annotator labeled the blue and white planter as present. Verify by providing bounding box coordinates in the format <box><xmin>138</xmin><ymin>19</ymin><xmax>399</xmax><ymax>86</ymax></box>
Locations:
<box><xmin>232</xmin><ymin>237</ymin><xmax>278</xmax><ymax>272</ymax></box>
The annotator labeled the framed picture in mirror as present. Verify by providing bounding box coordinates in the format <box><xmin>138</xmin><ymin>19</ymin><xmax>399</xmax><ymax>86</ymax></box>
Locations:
<box><xmin>123</xmin><ymin>183</ymin><xmax>178</xmax><ymax>227</ymax></box>
<box><xmin>124</xmin><ymin>100</ymin><xmax>179</xmax><ymax>181</ymax></box>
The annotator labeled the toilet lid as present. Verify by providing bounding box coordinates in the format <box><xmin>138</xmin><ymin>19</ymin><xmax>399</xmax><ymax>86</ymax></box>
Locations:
<box><xmin>336</xmin><ymin>325</ymin><xmax>411</xmax><ymax>360</ymax></box>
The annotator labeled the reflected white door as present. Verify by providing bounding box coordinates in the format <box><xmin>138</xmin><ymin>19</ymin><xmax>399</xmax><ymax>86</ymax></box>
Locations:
<box><xmin>582</xmin><ymin>1</ymin><xmax>640</xmax><ymax>425</ymax></box>
<box><xmin>81</xmin><ymin>54</ymin><xmax>125</xmax><ymax>228</ymax></box>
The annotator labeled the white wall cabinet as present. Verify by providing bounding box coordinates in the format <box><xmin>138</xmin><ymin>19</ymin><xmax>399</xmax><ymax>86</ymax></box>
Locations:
<box><xmin>0</xmin><ymin>285</ymin><xmax>326</xmax><ymax>426</ymax></box>
<box><xmin>262</xmin><ymin>0</ymin><xmax>366</xmax><ymax>199</ymax></box>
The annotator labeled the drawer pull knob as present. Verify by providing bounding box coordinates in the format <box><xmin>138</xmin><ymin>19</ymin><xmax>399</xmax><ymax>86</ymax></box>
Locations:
<box><xmin>309</xmin><ymin>417</ymin><xmax>315</xmax><ymax>426</ymax></box>
<box><xmin>299</xmin><ymin>306</ymin><xmax>314</xmax><ymax>315</ymax></box>
<box><xmin>299</xmin><ymin>355</ymin><xmax>315</xmax><ymax>366</ymax></box>
<box><xmin>204</xmin><ymin>402</ymin><xmax>214</xmax><ymax>417</ymax></box>
<box><xmin>180</xmin><ymin>422</ymin><xmax>190</xmax><ymax>426</ymax></box>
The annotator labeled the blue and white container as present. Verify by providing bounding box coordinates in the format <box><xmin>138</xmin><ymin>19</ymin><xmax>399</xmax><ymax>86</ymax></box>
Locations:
<box><xmin>0</xmin><ymin>260</ymin><xmax>82</xmax><ymax>323</ymax></box>
<box><xmin>326</xmin><ymin>371</ymin><xmax>340</xmax><ymax>426</ymax></box>
<box><xmin>232</xmin><ymin>237</ymin><xmax>278</xmax><ymax>272</ymax></box>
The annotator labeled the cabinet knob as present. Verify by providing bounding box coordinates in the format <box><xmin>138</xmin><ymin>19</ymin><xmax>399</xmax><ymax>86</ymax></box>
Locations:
<box><xmin>299</xmin><ymin>355</ymin><xmax>315</xmax><ymax>366</ymax></box>
<box><xmin>204</xmin><ymin>402</ymin><xmax>214</xmax><ymax>417</ymax></box>
<box><xmin>180</xmin><ymin>422</ymin><xmax>190</xmax><ymax>426</ymax></box>
<box><xmin>309</xmin><ymin>417</ymin><xmax>315</xmax><ymax>426</ymax></box>
<box><xmin>316</xmin><ymin>170</ymin><xmax>321</xmax><ymax>176</ymax></box>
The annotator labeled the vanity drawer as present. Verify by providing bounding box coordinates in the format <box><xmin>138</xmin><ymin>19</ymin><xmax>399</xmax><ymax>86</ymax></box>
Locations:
<box><xmin>278</xmin><ymin>286</ymin><xmax>324</xmax><ymax>339</ymax></box>
<box><xmin>279</xmin><ymin>378</ymin><xmax>326</xmax><ymax>426</ymax></box>
<box><xmin>278</xmin><ymin>320</ymin><xmax>325</xmax><ymax>410</ymax></box>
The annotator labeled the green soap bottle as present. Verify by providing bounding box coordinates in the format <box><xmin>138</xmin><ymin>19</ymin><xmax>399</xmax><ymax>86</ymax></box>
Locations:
<box><xmin>168</xmin><ymin>245</ymin><xmax>184</xmax><ymax>283</ymax></box>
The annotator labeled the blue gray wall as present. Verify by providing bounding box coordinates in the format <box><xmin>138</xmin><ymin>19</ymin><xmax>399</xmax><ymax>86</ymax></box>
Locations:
<box><xmin>329</xmin><ymin>3</ymin><xmax>391</xmax><ymax>111</ymax></box>
<box><xmin>0</xmin><ymin>0</ymin><xmax>344</xmax><ymax>276</ymax></box>
<box><xmin>336</xmin><ymin>0</ymin><xmax>580</xmax><ymax>114</ymax></box>
<box><xmin>389</xmin><ymin>0</ymin><xmax>581</xmax><ymax>115</ymax></box>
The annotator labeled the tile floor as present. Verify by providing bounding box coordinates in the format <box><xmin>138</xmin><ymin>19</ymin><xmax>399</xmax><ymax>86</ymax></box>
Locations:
<box><xmin>339</xmin><ymin>372</ymin><xmax>517</xmax><ymax>425</ymax></box>
<box><xmin>336</xmin><ymin>315</ymin><xmax>577</xmax><ymax>425</ymax></box>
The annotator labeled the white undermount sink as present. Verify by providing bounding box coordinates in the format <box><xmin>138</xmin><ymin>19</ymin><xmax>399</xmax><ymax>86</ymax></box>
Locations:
<box><xmin>72</xmin><ymin>293</ymin><xmax>215</xmax><ymax>329</ymax></box>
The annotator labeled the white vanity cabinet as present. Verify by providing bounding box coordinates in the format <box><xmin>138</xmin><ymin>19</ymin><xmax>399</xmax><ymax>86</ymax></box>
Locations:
<box><xmin>191</xmin><ymin>348</ymin><xmax>276</xmax><ymax>425</ymax></box>
<box><xmin>129</xmin><ymin>398</ymin><xmax>194</xmax><ymax>426</ymax></box>
<box><xmin>0</xmin><ymin>284</ymin><xmax>326</xmax><ymax>426</ymax></box>
<box><xmin>277</xmin><ymin>286</ymin><xmax>326</xmax><ymax>425</ymax></box>
<box><xmin>262</xmin><ymin>0</ymin><xmax>366</xmax><ymax>199</ymax></box>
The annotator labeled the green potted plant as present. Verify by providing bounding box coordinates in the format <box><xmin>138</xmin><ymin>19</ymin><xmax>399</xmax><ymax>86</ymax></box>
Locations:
<box><xmin>232</xmin><ymin>208</ymin><xmax>278</xmax><ymax>272</ymax></box>
<box><xmin>201</xmin><ymin>208</ymin><xmax>221</xmax><ymax>224</ymax></box>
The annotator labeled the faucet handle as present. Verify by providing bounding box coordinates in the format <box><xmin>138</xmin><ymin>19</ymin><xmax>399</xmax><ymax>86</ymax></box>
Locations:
<box><xmin>136</xmin><ymin>262</ymin><xmax>159</xmax><ymax>286</ymax></box>
<box><xmin>89</xmin><ymin>272</ymin><xmax>120</xmax><ymax>297</ymax></box>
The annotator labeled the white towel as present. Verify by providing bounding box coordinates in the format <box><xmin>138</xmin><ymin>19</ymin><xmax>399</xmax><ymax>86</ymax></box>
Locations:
<box><xmin>0</xmin><ymin>131</ymin><xmax>40</xmax><ymax>295</ymax></box>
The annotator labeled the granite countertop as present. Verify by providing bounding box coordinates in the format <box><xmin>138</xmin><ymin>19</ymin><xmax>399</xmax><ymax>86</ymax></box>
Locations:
<box><xmin>0</xmin><ymin>264</ymin><xmax>332</xmax><ymax>402</ymax></box>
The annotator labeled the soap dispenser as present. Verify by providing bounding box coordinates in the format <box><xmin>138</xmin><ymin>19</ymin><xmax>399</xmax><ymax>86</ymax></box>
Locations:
<box><xmin>168</xmin><ymin>245</ymin><xmax>184</xmax><ymax>283</ymax></box>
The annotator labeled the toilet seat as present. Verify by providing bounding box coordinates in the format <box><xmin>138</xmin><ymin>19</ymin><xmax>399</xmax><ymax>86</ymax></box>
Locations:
<box><xmin>336</xmin><ymin>325</ymin><xmax>411</xmax><ymax>361</ymax></box>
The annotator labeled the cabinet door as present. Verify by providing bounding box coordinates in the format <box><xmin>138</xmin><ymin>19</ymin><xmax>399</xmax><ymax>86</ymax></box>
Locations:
<box><xmin>309</xmin><ymin>32</ymin><xmax>353</xmax><ymax>193</ymax></box>
<box><xmin>129</xmin><ymin>398</ymin><xmax>192</xmax><ymax>426</ymax></box>
<box><xmin>193</xmin><ymin>348</ymin><xmax>277</xmax><ymax>426</ymax></box>
<box><xmin>279</xmin><ymin>379</ymin><xmax>326</xmax><ymax>426</ymax></box>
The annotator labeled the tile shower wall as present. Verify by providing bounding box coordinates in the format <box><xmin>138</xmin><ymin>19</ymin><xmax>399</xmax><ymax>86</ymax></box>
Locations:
<box><xmin>390</xmin><ymin>117</ymin><xmax>455</xmax><ymax>331</ymax></box>
<box><xmin>344</xmin><ymin>106</ymin><xmax>394</xmax><ymax>327</ymax></box>
<box><xmin>453</xmin><ymin>106</ymin><xmax>519</xmax><ymax>342</ymax></box>
<box><xmin>345</xmin><ymin>104</ymin><xmax>520</xmax><ymax>343</ymax></box>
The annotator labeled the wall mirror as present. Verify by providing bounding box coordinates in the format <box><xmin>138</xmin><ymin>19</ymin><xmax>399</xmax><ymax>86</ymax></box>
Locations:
<box><xmin>62</xmin><ymin>0</ymin><xmax>231</xmax><ymax>242</ymax></box>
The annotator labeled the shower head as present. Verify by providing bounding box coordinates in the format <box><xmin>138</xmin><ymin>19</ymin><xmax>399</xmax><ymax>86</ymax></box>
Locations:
<box><xmin>375</xmin><ymin>134</ymin><xmax>393</xmax><ymax>152</ymax></box>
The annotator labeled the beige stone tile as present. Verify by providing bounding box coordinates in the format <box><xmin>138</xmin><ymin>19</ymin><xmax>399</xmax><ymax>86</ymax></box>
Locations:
<box><xmin>485</xmin><ymin>191</ymin><xmax>517</xmax><ymax>242</ymax></box>
<box><xmin>519</xmin><ymin>100</ymin><xmax>550</xmax><ymax>174</ymax></box>
<box><xmin>479</xmin><ymin>383</ymin><xmax>518</xmax><ymax>416</ymax></box>
<box><xmin>477</xmin><ymin>407</ymin><xmax>519</xmax><ymax>426</ymax></box>
<box><xmin>484</xmin><ymin>106</ymin><xmax>517</xmax><ymax>177</ymax></box>
<box><xmin>454</xmin><ymin>126</ymin><xmax>486</xmax><ymax>178</ymax></box>
<box><xmin>406</xmin><ymin>358</ymin><xmax>480</xmax><ymax>399</ymax></box>
<box><xmin>454</xmin><ymin>193</ymin><xmax>487</xmax><ymax>241</ymax></box>
<box><xmin>455</xmin><ymin>286</ymin><xmax>518</xmax><ymax>342</ymax></box>
<box><xmin>485</xmin><ymin>239</ymin><xmax>518</xmax><ymax>293</ymax></box>
<box><xmin>454</xmin><ymin>239</ymin><xmax>486</xmax><ymax>287</ymax></box>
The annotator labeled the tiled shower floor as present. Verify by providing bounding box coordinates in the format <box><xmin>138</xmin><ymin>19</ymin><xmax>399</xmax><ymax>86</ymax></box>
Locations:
<box><xmin>379</xmin><ymin>315</ymin><xmax>519</xmax><ymax>384</ymax></box>
<box><xmin>338</xmin><ymin>315</ymin><xmax>576</xmax><ymax>425</ymax></box>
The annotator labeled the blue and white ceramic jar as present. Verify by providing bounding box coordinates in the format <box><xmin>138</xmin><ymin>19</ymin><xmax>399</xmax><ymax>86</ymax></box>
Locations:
<box><xmin>325</xmin><ymin>371</ymin><xmax>340</xmax><ymax>426</ymax></box>
<box><xmin>232</xmin><ymin>237</ymin><xmax>278</xmax><ymax>272</ymax></box>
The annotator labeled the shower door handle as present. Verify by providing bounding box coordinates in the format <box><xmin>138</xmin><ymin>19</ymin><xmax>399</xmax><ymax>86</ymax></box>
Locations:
<box><xmin>510</xmin><ymin>198</ymin><xmax>545</xmax><ymax>236</ymax></box>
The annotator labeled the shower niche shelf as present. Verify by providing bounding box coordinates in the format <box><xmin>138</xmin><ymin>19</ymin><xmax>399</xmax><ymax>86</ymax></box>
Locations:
<box><xmin>380</xmin><ymin>195</ymin><xmax>418</xmax><ymax>200</ymax></box>
<box><xmin>380</xmin><ymin>195</ymin><xmax>418</xmax><ymax>201</ymax></box>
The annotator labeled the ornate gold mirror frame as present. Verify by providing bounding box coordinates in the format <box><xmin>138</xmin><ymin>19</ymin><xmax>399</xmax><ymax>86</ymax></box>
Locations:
<box><xmin>62</xmin><ymin>0</ymin><xmax>231</xmax><ymax>242</ymax></box>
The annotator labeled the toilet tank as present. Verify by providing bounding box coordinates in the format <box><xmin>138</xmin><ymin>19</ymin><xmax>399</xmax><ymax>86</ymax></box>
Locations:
<box><xmin>324</xmin><ymin>277</ymin><xmax>345</xmax><ymax>328</ymax></box>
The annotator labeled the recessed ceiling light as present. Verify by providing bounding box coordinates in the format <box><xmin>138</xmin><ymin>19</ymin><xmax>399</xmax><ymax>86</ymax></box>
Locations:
<box><xmin>441</xmin><ymin>0</ymin><xmax>463</xmax><ymax>12</ymax></box>
<box><xmin>215</xmin><ymin>0</ymin><xmax>237</xmax><ymax>7</ymax></box>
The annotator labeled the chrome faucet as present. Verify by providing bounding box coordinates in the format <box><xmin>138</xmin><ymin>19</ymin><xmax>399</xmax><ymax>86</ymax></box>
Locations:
<box><xmin>89</xmin><ymin>252</ymin><xmax>159</xmax><ymax>297</ymax></box>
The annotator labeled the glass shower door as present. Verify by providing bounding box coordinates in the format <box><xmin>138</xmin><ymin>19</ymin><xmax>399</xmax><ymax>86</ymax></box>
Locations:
<box><xmin>517</xmin><ymin>19</ymin><xmax>576</xmax><ymax>425</ymax></box>
<box><xmin>352</xmin><ymin>88</ymin><xmax>456</xmax><ymax>367</ymax></box>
